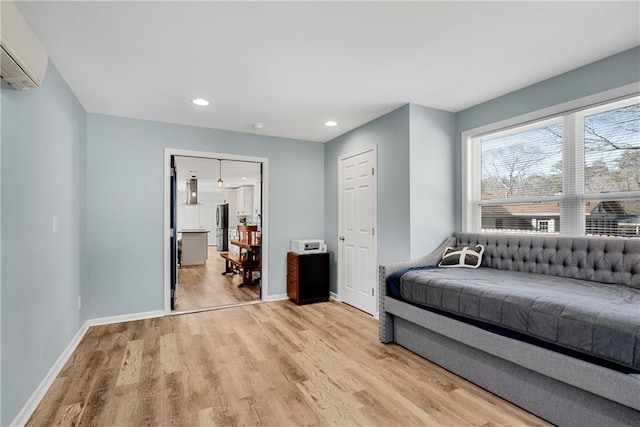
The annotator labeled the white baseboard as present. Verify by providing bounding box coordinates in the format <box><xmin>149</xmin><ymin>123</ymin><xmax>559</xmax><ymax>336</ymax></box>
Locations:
<box><xmin>264</xmin><ymin>293</ymin><xmax>289</xmax><ymax>302</ymax></box>
<box><xmin>86</xmin><ymin>310</ymin><xmax>165</xmax><ymax>327</ymax></box>
<box><xmin>10</xmin><ymin>322</ymin><xmax>89</xmax><ymax>427</ymax></box>
<box><xmin>330</xmin><ymin>291</ymin><xmax>339</xmax><ymax>301</ymax></box>
<box><xmin>10</xmin><ymin>310</ymin><xmax>164</xmax><ymax>427</ymax></box>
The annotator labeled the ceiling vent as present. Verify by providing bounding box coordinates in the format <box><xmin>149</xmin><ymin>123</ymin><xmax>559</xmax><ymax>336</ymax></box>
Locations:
<box><xmin>1</xmin><ymin>1</ymin><xmax>48</xmax><ymax>90</ymax></box>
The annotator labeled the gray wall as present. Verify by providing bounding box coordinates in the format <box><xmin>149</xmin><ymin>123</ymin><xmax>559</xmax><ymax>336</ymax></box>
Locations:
<box><xmin>324</xmin><ymin>105</ymin><xmax>411</xmax><ymax>293</ymax></box>
<box><xmin>1</xmin><ymin>63</ymin><xmax>87</xmax><ymax>425</ymax></box>
<box><xmin>454</xmin><ymin>47</ymin><xmax>640</xmax><ymax>229</ymax></box>
<box><xmin>409</xmin><ymin>104</ymin><xmax>456</xmax><ymax>258</ymax></box>
<box><xmin>323</xmin><ymin>104</ymin><xmax>457</xmax><ymax>294</ymax></box>
<box><xmin>1</xmin><ymin>42</ymin><xmax>637</xmax><ymax>427</ymax></box>
<box><xmin>86</xmin><ymin>114</ymin><xmax>324</xmax><ymax>318</ymax></box>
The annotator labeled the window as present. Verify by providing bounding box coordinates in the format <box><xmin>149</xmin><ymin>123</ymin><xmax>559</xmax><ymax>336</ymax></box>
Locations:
<box><xmin>465</xmin><ymin>94</ymin><xmax>640</xmax><ymax>238</ymax></box>
<box><xmin>537</xmin><ymin>220</ymin><xmax>550</xmax><ymax>232</ymax></box>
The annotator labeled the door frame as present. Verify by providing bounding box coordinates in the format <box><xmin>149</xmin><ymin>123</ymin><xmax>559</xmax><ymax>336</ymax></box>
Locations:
<box><xmin>337</xmin><ymin>144</ymin><xmax>378</xmax><ymax>317</ymax></box>
<box><xmin>163</xmin><ymin>148</ymin><xmax>269</xmax><ymax>314</ymax></box>
<box><xmin>170</xmin><ymin>155</ymin><xmax>178</xmax><ymax>310</ymax></box>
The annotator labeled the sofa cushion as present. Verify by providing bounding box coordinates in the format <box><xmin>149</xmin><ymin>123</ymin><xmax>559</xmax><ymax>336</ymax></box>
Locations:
<box><xmin>400</xmin><ymin>267</ymin><xmax>640</xmax><ymax>370</ymax></box>
<box><xmin>456</xmin><ymin>233</ymin><xmax>640</xmax><ymax>288</ymax></box>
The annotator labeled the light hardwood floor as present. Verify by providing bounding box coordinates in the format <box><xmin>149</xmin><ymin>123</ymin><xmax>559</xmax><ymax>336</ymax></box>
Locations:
<box><xmin>27</xmin><ymin>300</ymin><xmax>550</xmax><ymax>426</ymax></box>
<box><xmin>175</xmin><ymin>246</ymin><xmax>260</xmax><ymax>312</ymax></box>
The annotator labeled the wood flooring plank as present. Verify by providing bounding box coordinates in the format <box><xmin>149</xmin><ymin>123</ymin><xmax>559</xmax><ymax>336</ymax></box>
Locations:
<box><xmin>197</xmin><ymin>407</ymin><xmax>218</xmax><ymax>427</ymax></box>
<box><xmin>161</xmin><ymin>371</ymin><xmax>188</xmax><ymax>426</ymax></box>
<box><xmin>178</xmin><ymin>333</ymin><xmax>218</xmax><ymax>414</ymax></box>
<box><xmin>56</xmin><ymin>350</ymin><xmax>108</xmax><ymax>414</ymax></box>
<box><xmin>233</xmin><ymin>322</ymin><xmax>267</xmax><ymax>363</ymax></box>
<box><xmin>289</xmin><ymin>338</ymin><xmax>366</xmax><ymax>395</ymax></box>
<box><xmin>110</xmin><ymin>383</ymin><xmax>140</xmax><ymax>427</ymax></box>
<box><xmin>352</xmin><ymin>388</ymin><xmax>427</xmax><ymax>426</ymax></box>
<box><xmin>50</xmin><ymin>402</ymin><xmax>82</xmax><ymax>427</ymax></box>
<box><xmin>116</xmin><ymin>339</ymin><xmax>144</xmax><ymax>386</ymax></box>
<box><xmin>175</xmin><ymin>246</ymin><xmax>260</xmax><ymax>311</ymax></box>
<box><xmin>295</xmin><ymin>379</ymin><xmax>364</xmax><ymax>426</ymax></box>
<box><xmin>159</xmin><ymin>333</ymin><xmax>181</xmax><ymax>375</ymax></box>
<box><xmin>27</xmin><ymin>300</ymin><xmax>551</xmax><ymax>427</ymax></box>
<box><xmin>76</xmin><ymin>367</ymin><xmax>119</xmax><ymax>425</ymax></box>
<box><xmin>25</xmin><ymin>377</ymin><xmax>70</xmax><ymax>426</ymax></box>
<box><xmin>133</xmin><ymin>378</ymin><xmax>161</xmax><ymax>427</ymax></box>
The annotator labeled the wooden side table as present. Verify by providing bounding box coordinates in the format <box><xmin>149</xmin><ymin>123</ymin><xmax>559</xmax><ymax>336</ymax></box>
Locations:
<box><xmin>287</xmin><ymin>252</ymin><xmax>330</xmax><ymax>304</ymax></box>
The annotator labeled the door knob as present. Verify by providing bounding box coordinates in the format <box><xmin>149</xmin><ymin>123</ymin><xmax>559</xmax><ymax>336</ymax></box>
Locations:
<box><xmin>339</xmin><ymin>235</ymin><xmax>345</xmax><ymax>241</ymax></box>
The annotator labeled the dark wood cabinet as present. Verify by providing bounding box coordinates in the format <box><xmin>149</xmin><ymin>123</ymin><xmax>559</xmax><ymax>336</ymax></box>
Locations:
<box><xmin>287</xmin><ymin>252</ymin><xmax>330</xmax><ymax>304</ymax></box>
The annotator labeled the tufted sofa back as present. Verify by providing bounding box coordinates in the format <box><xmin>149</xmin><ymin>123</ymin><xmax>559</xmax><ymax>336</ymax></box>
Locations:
<box><xmin>456</xmin><ymin>233</ymin><xmax>640</xmax><ymax>289</ymax></box>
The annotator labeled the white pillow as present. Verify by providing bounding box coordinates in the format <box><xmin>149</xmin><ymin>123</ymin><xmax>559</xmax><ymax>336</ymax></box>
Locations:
<box><xmin>438</xmin><ymin>245</ymin><xmax>485</xmax><ymax>268</ymax></box>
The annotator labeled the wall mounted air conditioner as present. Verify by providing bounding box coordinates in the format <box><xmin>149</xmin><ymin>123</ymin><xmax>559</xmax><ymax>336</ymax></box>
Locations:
<box><xmin>1</xmin><ymin>1</ymin><xmax>48</xmax><ymax>90</ymax></box>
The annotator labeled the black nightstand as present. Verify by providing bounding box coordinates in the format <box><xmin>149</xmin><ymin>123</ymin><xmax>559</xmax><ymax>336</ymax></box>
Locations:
<box><xmin>287</xmin><ymin>252</ymin><xmax>330</xmax><ymax>304</ymax></box>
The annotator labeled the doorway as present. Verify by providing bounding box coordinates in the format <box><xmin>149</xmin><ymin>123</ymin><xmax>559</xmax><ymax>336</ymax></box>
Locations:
<box><xmin>164</xmin><ymin>149</ymin><xmax>269</xmax><ymax>314</ymax></box>
<box><xmin>338</xmin><ymin>146</ymin><xmax>378</xmax><ymax>316</ymax></box>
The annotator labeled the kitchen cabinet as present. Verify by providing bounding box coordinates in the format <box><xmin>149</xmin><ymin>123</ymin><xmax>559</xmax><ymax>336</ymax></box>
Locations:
<box><xmin>287</xmin><ymin>252</ymin><xmax>330</xmax><ymax>304</ymax></box>
<box><xmin>177</xmin><ymin>191</ymin><xmax>222</xmax><ymax>245</ymax></box>
<box><xmin>180</xmin><ymin>230</ymin><xmax>209</xmax><ymax>265</ymax></box>
<box><xmin>235</xmin><ymin>186</ymin><xmax>253</xmax><ymax>216</ymax></box>
<box><xmin>253</xmin><ymin>182</ymin><xmax>261</xmax><ymax>218</ymax></box>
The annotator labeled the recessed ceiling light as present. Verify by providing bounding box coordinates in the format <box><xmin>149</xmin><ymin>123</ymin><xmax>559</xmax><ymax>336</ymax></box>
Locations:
<box><xmin>253</xmin><ymin>123</ymin><xmax>264</xmax><ymax>129</ymax></box>
<box><xmin>242</xmin><ymin>176</ymin><xmax>248</xmax><ymax>180</ymax></box>
<box><xmin>192</xmin><ymin>98</ymin><xmax>209</xmax><ymax>106</ymax></box>
<box><xmin>324</xmin><ymin>121</ymin><xmax>338</xmax><ymax>127</ymax></box>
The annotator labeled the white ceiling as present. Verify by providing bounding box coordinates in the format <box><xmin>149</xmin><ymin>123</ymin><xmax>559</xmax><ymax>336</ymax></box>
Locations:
<box><xmin>175</xmin><ymin>156</ymin><xmax>261</xmax><ymax>193</ymax></box>
<box><xmin>16</xmin><ymin>1</ymin><xmax>640</xmax><ymax>143</ymax></box>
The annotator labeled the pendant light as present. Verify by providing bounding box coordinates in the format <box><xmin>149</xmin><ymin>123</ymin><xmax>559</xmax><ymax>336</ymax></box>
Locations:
<box><xmin>217</xmin><ymin>159</ymin><xmax>224</xmax><ymax>188</ymax></box>
<box><xmin>191</xmin><ymin>177</ymin><xmax>197</xmax><ymax>197</ymax></box>
<box><xmin>187</xmin><ymin>176</ymin><xmax>198</xmax><ymax>205</ymax></box>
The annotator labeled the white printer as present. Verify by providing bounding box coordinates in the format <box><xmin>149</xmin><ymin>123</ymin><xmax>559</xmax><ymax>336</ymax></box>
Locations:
<box><xmin>290</xmin><ymin>239</ymin><xmax>326</xmax><ymax>254</ymax></box>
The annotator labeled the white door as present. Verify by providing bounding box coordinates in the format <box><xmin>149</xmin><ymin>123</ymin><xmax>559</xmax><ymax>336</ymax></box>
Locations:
<box><xmin>339</xmin><ymin>147</ymin><xmax>377</xmax><ymax>315</ymax></box>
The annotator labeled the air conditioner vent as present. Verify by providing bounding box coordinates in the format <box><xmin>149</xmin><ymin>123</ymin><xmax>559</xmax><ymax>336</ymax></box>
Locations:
<box><xmin>0</xmin><ymin>1</ymin><xmax>48</xmax><ymax>90</ymax></box>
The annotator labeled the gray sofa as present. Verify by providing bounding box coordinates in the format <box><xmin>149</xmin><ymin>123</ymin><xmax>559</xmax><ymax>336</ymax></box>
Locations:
<box><xmin>379</xmin><ymin>232</ymin><xmax>640</xmax><ymax>426</ymax></box>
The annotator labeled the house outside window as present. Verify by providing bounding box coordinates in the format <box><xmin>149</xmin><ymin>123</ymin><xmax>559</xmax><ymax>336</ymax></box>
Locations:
<box><xmin>537</xmin><ymin>220</ymin><xmax>550</xmax><ymax>232</ymax></box>
<box><xmin>463</xmin><ymin>92</ymin><xmax>640</xmax><ymax>238</ymax></box>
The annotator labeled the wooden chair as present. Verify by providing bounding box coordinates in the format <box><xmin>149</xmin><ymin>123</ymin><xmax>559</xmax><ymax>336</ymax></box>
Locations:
<box><xmin>220</xmin><ymin>225</ymin><xmax>261</xmax><ymax>286</ymax></box>
<box><xmin>237</xmin><ymin>225</ymin><xmax>259</xmax><ymax>246</ymax></box>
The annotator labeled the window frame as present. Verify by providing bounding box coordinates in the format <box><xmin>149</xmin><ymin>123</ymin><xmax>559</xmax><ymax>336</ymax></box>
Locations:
<box><xmin>462</xmin><ymin>83</ymin><xmax>640</xmax><ymax>236</ymax></box>
<box><xmin>537</xmin><ymin>220</ymin><xmax>550</xmax><ymax>232</ymax></box>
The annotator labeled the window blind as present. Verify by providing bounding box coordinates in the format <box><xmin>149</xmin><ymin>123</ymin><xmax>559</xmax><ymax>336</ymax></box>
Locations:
<box><xmin>474</xmin><ymin>96</ymin><xmax>640</xmax><ymax>237</ymax></box>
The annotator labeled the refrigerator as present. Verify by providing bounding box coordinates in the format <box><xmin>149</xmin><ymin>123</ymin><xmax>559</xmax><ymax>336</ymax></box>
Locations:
<box><xmin>216</xmin><ymin>203</ymin><xmax>229</xmax><ymax>251</ymax></box>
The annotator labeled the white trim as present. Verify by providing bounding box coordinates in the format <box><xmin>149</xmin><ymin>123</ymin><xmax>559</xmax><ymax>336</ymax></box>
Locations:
<box><xmin>582</xmin><ymin>191</ymin><xmax>640</xmax><ymax>201</ymax></box>
<box><xmin>561</xmin><ymin>113</ymin><xmax>584</xmax><ymax>236</ymax></box>
<box><xmin>85</xmin><ymin>310</ymin><xmax>165</xmax><ymax>327</ymax></box>
<box><xmin>9</xmin><ymin>309</ymin><xmax>168</xmax><ymax>426</ymax></box>
<box><xmin>461</xmin><ymin>83</ymin><xmax>640</xmax><ymax>233</ymax></box>
<box><xmin>477</xmin><ymin>115</ymin><xmax>563</xmax><ymax>142</ymax></box>
<box><xmin>166</xmin><ymin>301</ymin><xmax>261</xmax><ymax>316</ymax></box>
<box><xmin>337</xmin><ymin>145</ymin><xmax>378</xmax><ymax>316</ymax></box>
<box><xmin>264</xmin><ymin>293</ymin><xmax>289</xmax><ymax>302</ymax></box>
<box><xmin>329</xmin><ymin>291</ymin><xmax>340</xmax><ymax>301</ymax></box>
<box><xmin>478</xmin><ymin>195</ymin><xmax>564</xmax><ymax>206</ymax></box>
<box><xmin>163</xmin><ymin>148</ymin><xmax>269</xmax><ymax>313</ymax></box>
<box><xmin>10</xmin><ymin>324</ymin><xmax>89</xmax><ymax>427</ymax></box>
<box><xmin>462</xmin><ymin>83</ymin><xmax>639</xmax><ymax>140</ymax></box>
<box><xmin>0</xmin><ymin>96</ymin><xmax>2</xmax><ymax>424</ymax></box>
